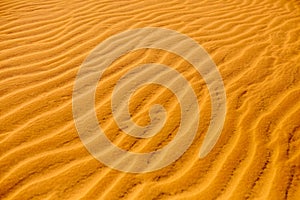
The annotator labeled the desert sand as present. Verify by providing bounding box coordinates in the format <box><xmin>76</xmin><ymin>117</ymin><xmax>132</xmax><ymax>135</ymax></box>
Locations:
<box><xmin>0</xmin><ymin>0</ymin><xmax>300</xmax><ymax>199</ymax></box>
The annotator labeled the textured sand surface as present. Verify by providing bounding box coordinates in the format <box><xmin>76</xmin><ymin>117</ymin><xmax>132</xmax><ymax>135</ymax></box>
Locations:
<box><xmin>1</xmin><ymin>0</ymin><xmax>300</xmax><ymax>199</ymax></box>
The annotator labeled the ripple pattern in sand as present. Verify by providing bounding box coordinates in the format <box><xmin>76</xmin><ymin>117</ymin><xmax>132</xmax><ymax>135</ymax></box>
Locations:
<box><xmin>0</xmin><ymin>0</ymin><xmax>300</xmax><ymax>199</ymax></box>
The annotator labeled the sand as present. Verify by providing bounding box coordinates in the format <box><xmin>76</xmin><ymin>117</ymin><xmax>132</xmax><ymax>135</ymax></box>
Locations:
<box><xmin>0</xmin><ymin>0</ymin><xmax>300</xmax><ymax>199</ymax></box>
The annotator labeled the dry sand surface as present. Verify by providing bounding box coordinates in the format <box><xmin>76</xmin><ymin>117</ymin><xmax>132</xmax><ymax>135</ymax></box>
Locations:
<box><xmin>1</xmin><ymin>0</ymin><xmax>300</xmax><ymax>199</ymax></box>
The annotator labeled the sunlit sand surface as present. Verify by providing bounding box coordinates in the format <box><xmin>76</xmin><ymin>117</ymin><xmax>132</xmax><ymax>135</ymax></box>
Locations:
<box><xmin>0</xmin><ymin>0</ymin><xmax>300</xmax><ymax>199</ymax></box>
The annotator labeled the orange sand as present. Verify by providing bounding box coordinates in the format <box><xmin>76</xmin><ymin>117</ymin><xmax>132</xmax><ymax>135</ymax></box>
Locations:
<box><xmin>0</xmin><ymin>0</ymin><xmax>300</xmax><ymax>199</ymax></box>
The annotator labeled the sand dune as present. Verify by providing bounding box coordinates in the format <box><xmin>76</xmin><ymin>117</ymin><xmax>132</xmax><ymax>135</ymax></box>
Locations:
<box><xmin>1</xmin><ymin>0</ymin><xmax>300</xmax><ymax>199</ymax></box>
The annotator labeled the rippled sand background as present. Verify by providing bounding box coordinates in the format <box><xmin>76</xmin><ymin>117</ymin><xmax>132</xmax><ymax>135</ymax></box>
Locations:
<box><xmin>1</xmin><ymin>0</ymin><xmax>300</xmax><ymax>199</ymax></box>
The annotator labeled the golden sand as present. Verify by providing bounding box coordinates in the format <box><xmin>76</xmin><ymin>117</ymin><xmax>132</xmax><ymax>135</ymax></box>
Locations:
<box><xmin>0</xmin><ymin>0</ymin><xmax>300</xmax><ymax>199</ymax></box>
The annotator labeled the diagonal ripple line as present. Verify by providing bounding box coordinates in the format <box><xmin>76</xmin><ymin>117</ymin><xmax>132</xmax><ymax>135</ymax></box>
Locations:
<box><xmin>72</xmin><ymin>27</ymin><xmax>226</xmax><ymax>173</ymax></box>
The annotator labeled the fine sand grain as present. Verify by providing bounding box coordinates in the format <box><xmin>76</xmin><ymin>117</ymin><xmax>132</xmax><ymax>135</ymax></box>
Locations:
<box><xmin>1</xmin><ymin>0</ymin><xmax>300</xmax><ymax>199</ymax></box>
